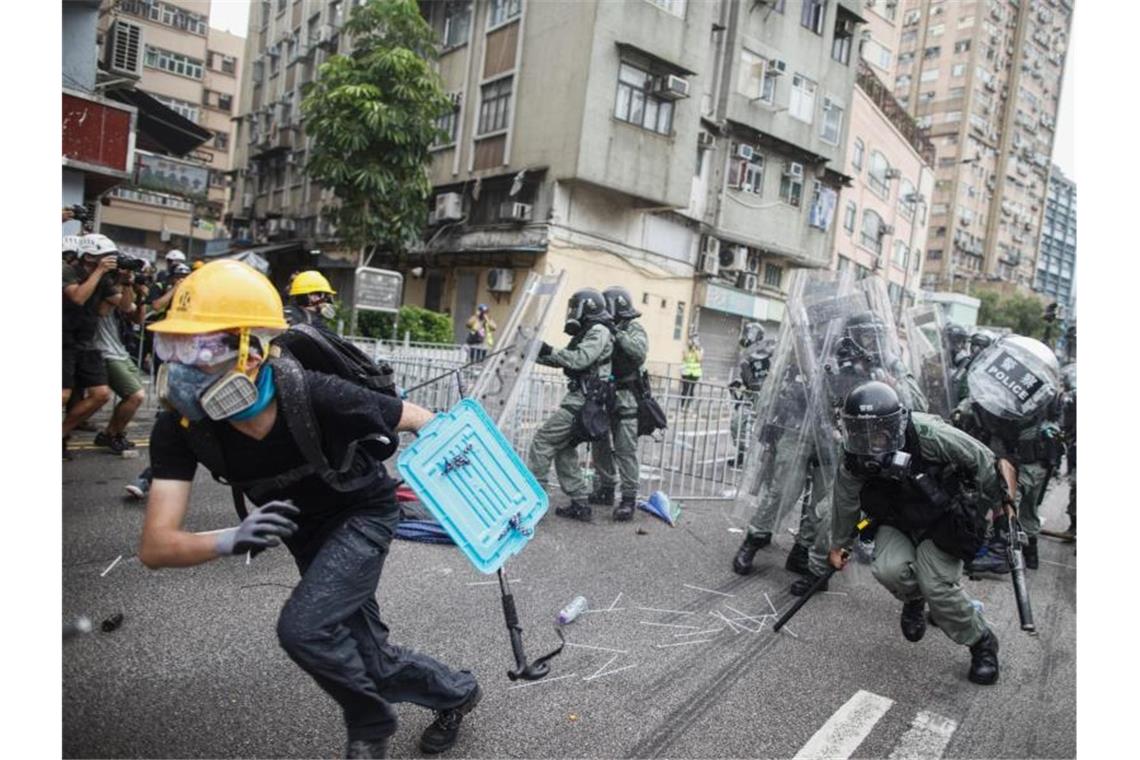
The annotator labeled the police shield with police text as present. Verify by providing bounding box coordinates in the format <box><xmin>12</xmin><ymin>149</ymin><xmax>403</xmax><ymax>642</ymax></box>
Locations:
<box><xmin>828</xmin><ymin>381</ymin><xmax>1004</xmax><ymax>685</ymax></box>
<box><xmin>588</xmin><ymin>286</ymin><xmax>648</xmax><ymax>521</ymax></box>
<box><xmin>527</xmin><ymin>288</ymin><xmax>614</xmax><ymax>522</ymax></box>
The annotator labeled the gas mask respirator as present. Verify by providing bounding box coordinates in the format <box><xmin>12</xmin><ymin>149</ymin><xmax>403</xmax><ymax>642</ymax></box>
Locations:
<box><xmin>155</xmin><ymin>331</ymin><xmax>272</xmax><ymax>422</ymax></box>
<box><xmin>845</xmin><ymin>450</ymin><xmax>912</xmax><ymax>481</ymax></box>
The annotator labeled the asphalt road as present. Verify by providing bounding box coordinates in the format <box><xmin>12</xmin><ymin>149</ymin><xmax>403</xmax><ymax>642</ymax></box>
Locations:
<box><xmin>63</xmin><ymin>418</ymin><xmax>1076</xmax><ymax>759</ymax></box>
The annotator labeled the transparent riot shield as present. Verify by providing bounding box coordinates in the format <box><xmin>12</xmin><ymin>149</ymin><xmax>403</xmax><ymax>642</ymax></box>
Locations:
<box><xmin>904</xmin><ymin>303</ymin><xmax>954</xmax><ymax>419</ymax></box>
<box><xmin>966</xmin><ymin>334</ymin><xmax>1061</xmax><ymax>430</ymax></box>
<box><xmin>729</xmin><ymin>316</ymin><xmax>812</xmax><ymax>532</ymax></box>
<box><xmin>470</xmin><ymin>270</ymin><xmax>566</xmax><ymax>428</ymax></box>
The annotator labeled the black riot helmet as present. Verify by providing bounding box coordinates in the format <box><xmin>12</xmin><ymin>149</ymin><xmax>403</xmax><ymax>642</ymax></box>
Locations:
<box><xmin>969</xmin><ymin>330</ymin><xmax>994</xmax><ymax>356</ymax></box>
<box><xmin>944</xmin><ymin>322</ymin><xmax>968</xmax><ymax>352</ymax></box>
<box><xmin>841</xmin><ymin>381</ymin><xmax>912</xmax><ymax>479</ymax></box>
<box><xmin>602</xmin><ymin>285</ymin><xmax>640</xmax><ymax>322</ymax></box>
<box><xmin>843</xmin><ymin>310</ymin><xmax>888</xmax><ymax>366</ymax></box>
<box><xmin>564</xmin><ymin>287</ymin><xmax>609</xmax><ymax>335</ymax></box>
<box><xmin>740</xmin><ymin>322</ymin><xmax>765</xmax><ymax>348</ymax></box>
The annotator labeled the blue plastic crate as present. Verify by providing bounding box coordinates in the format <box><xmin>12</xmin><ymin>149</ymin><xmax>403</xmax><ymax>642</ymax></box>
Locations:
<box><xmin>397</xmin><ymin>398</ymin><xmax>549</xmax><ymax>574</ymax></box>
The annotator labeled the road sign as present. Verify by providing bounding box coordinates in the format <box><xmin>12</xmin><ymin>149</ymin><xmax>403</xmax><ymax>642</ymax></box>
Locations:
<box><xmin>354</xmin><ymin>266</ymin><xmax>403</xmax><ymax>313</ymax></box>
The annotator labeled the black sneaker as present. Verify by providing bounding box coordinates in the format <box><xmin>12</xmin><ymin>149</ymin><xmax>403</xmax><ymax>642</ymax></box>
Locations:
<box><xmin>419</xmin><ymin>685</ymin><xmax>482</xmax><ymax>754</ymax></box>
<box><xmin>94</xmin><ymin>431</ymin><xmax>113</xmax><ymax>448</ymax></box>
<box><xmin>346</xmin><ymin>737</ymin><xmax>391</xmax><ymax>759</ymax></box>
<box><xmin>900</xmin><ymin>598</ymin><xmax>927</xmax><ymax>642</ymax></box>
<box><xmin>587</xmin><ymin>486</ymin><xmax>614</xmax><ymax>506</ymax></box>
<box><xmin>613</xmin><ymin>495</ymin><xmax>635</xmax><ymax>522</ymax></box>
<box><xmin>790</xmin><ymin>570</ymin><xmax>828</xmax><ymax>597</ymax></box>
<box><xmin>108</xmin><ymin>434</ymin><xmax>134</xmax><ymax>454</ymax></box>
<box><xmin>555</xmin><ymin>501</ymin><xmax>593</xmax><ymax>522</ymax></box>
<box><xmin>785</xmin><ymin>543</ymin><xmax>811</xmax><ymax>576</ymax></box>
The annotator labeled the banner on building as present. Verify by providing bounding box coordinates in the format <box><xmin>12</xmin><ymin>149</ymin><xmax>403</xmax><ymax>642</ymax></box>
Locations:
<box><xmin>134</xmin><ymin>150</ymin><xmax>210</xmax><ymax>201</ymax></box>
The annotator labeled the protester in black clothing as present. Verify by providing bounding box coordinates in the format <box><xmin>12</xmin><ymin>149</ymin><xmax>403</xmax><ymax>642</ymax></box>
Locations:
<box><xmin>138</xmin><ymin>260</ymin><xmax>479</xmax><ymax>759</ymax></box>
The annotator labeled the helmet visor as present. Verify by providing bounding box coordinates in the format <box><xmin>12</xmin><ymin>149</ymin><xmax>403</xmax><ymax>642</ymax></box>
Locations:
<box><xmin>155</xmin><ymin>331</ymin><xmax>240</xmax><ymax>368</ymax></box>
<box><xmin>842</xmin><ymin>410</ymin><xmax>905</xmax><ymax>456</ymax></box>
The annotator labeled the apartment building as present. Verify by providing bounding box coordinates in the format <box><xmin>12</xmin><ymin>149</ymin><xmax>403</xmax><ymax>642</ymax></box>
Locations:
<box><xmin>230</xmin><ymin>1</ymin><xmax>864</xmax><ymax>376</ymax></box>
<box><xmin>893</xmin><ymin>0</ymin><xmax>1073</xmax><ymax>294</ymax></box>
<box><xmin>832</xmin><ymin>0</ymin><xmax>934</xmax><ymax>312</ymax></box>
<box><xmin>96</xmin><ymin>0</ymin><xmax>243</xmax><ymax>260</ymax></box>
<box><xmin>1033</xmin><ymin>164</ymin><xmax>1075</xmax><ymax>327</ymax></box>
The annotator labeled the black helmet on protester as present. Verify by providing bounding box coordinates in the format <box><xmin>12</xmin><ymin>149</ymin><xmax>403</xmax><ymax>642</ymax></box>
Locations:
<box><xmin>602</xmin><ymin>285</ymin><xmax>640</xmax><ymax>322</ymax></box>
<box><xmin>564</xmin><ymin>288</ymin><xmax>610</xmax><ymax>335</ymax></box>
<box><xmin>841</xmin><ymin>381</ymin><xmax>911</xmax><ymax>479</ymax></box>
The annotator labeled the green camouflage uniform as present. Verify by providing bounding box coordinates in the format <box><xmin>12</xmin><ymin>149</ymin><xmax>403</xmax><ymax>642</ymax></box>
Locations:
<box><xmin>527</xmin><ymin>323</ymin><xmax>613</xmax><ymax>501</ymax></box>
<box><xmin>830</xmin><ymin>412</ymin><xmax>1003</xmax><ymax>646</ymax></box>
<box><xmin>592</xmin><ymin>320</ymin><xmax>648</xmax><ymax>499</ymax></box>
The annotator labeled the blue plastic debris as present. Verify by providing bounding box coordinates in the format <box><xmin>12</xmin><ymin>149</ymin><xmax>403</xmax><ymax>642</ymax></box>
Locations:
<box><xmin>397</xmin><ymin>399</ymin><xmax>548</xmax><ymax>574</ymax></box>
<box><xmin>637</xmin><ymin>490</ymin><xmax>680</xmax><ymax>526</ymax></box>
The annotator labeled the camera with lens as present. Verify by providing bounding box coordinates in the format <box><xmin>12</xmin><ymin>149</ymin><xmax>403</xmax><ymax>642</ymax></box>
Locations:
<box><xmin>69</xmin><ymin>204</ymin><xmax>91</xmax><ymax>223</ymax></box>
<box><xmin>116</xmin><ymin>254</ymin><xmax>145</xmax><ymax>272</ymax></box>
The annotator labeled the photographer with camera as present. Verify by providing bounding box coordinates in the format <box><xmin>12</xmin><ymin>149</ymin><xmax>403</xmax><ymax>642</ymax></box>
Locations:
<box><xmin>92</xmin><ymin>261</ymin><xmax>148</xmax><ymax>454</ymax></box>
<box><xmin>62</xmin><ymin>234</ymin><xmax>121</xmax><ymax>458</ymax></box>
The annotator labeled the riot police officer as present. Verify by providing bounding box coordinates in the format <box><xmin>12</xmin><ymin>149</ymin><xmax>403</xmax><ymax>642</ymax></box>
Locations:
<box><xmin>730</xmin><ymin>323</ymin><xmax>770</xmax><ymax>468</ymax></box>
<box><xmin>829</xmin><ymin>381</ymin><xmax>1003</xmax><ymax>685</ymax></box>
<box><xmin>588</xmin><ymin>286</ymin><xmax>648</xmax><ymax>521</ymax></box>
<box><xmin>527</xmin><ymin>288</ymin><xmax>614</xmax><ymax>522</ymax></box>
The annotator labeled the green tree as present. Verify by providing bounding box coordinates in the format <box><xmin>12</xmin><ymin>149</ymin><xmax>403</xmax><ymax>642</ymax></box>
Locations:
<box><xmin>301</xmin><ymin>0</ymin><xmax>451</xmax><ymax>262</ymax></box>
<box><xmin>976</xmin><ymin>289</ymin><xmax>1047</xmax><ymax>339</ymax></box>
<box><xmin>358</xmin><ymin>305</ymin><xmax>453</xmax><ymax>343</ymax></box>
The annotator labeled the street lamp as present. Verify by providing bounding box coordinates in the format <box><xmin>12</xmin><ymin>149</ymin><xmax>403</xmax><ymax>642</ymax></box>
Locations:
<box><xmin>897</xmin><ymin>191</ymin><xmax>927</xmax><ymax>323</ymax></box>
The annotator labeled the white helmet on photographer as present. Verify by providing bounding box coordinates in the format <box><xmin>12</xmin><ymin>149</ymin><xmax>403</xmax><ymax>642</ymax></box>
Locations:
<box><xmin>62</xmin><ymin>235</ymin><xmax>82</xmax><ymax>255</ymax></box>
<box><xmin>165</xmin><ymin>249</ymin><xmax>187</xmax><ymax>263</ymax></box>
<box><xmin>79</xmin><ymin>234</ymin><xmax>118</xmax><ymax>258</ymax></box>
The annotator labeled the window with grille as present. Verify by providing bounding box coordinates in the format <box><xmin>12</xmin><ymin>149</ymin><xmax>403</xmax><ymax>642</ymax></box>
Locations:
<box><xmin>789</xmin><ymin>74</ymin><xmax>816</xmax><ymax>123</ymax></box>
<box><xmin>478</xmin><ymin>77</ymin><xmax>513</xmax><ymax>134</ymax></box>
<box><xmin>488</xmin><ymin>0</ymin><xmax>521</xmax><ymax>28</ymax></box>
<box><xmin>144</xmin><ymin>46</ymin><xmax>205</xmax><ymax>80</ymax></box>
<box><xmin>764</xmin><ymin>263</ymin><xmax>783</xmax><ymax>289</ymax></box>
<box><xmin>614</xmin><ymin>62</ymin><xmax>674</xmax><ymax>135</ymax></box>
<box><xmin>861</xmin><ymin>209</ymin><xmax>883</xmax><ymax>255</ymax></box>
<box><xmin>820</xmin><ymin>98</ymin><xmax>843</xmax><ymax>144</ymax></box>
<box><xmin>441</xmin><ymin>1</ymin><xmax>472</xmax><ymax>48</ymax></box>
<box><xmin>801</xmin><ymin>0</ymin><xmax>827</xmax><ymax>35</ymax></box>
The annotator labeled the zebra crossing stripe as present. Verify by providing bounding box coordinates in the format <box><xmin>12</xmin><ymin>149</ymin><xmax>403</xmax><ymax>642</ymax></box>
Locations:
<box><xmin>793</xmin><ymin>689</ymin><xmax>895</xmax><ymax>760</ymax></box>
<box><xmin>887</xmin><ymin>710</ymin><xmax>959</xmax><ymax>759</ymax></box>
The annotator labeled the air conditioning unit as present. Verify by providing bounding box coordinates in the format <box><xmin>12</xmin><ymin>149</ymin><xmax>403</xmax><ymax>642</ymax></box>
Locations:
<box><xmin>697</xmin><ymin>131</ymin><xmax>716</xmax><ymax>149</ymax></box>
<box><xmin>769</xmin><ymin>59</ymin><xmax>788</xmax><ymax>76</ymax></box>
<box><xmin>720</xmin><ymin>245</ymin><xmax>748</xmax><ymax>271</ymax></box>
<box><xmin>836</xmin><ymin>18</ymin><xmax>856</xmax><ymax>38</ymax></box>
<box><xmin>746</xmin><ymin>252</ymin><xmax>762</xmax><ymax>275</ymax></box>
<box><xmin>104</xmin><ymin>20</ymin><xmax>144</xmax><ymax>79</ymax></box>
<box><xmin>783</xmin><ymin>161</ymin><xmax>804</xmax><ymax>179</ymax></box>
<box><xmin>880</xmin><ymin>224</ymin><xmax>896</xmax><ymax>237</ymax></box>
<box><xmin>737</xmin><ymin>272</ymin><xmax>758</xmax><ymax>292</ymax></box>
<box><xmin>499</xmin><ymin>201</ymin><xmax>532</xmax><ymax>222</ymax></box>
<box><xmin>699</xmin><ymin>250</ymin><xmax>719</xmax><ymax>276</ymax></box>
<box><xmin>487</xmin><ymin>268</ymin><xmax>515</xmax><ymax>293</ymax></box>
<box><xmin>884</xmin><ymin>168</ymin><xmax>902</xmax><ymax>179</ymax></box>
<box><xmin>653</xmin><ymin>74</ymin><xmax>690</xmax><ymax>100</ymax></box>
<box><xmin>435</xmin><ymin>192</ymin><xmax>463</xmax><ymax>221</ymax></box>
<box><xmin>736</xmin><ymin>144</ymin><xmax>755</xmax><ymax>161</ymax></box>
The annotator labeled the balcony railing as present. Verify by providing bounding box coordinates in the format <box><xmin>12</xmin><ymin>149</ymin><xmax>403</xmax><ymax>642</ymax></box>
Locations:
<box><xmin>857</xmin><ymin>60</ymin><xmax>935</xmax><ymax>165</ymax></box>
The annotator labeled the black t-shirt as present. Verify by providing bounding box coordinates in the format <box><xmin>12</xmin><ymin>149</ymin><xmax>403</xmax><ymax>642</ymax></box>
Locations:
<box><xmin>63</xmin><ymin>262</ymin><xmax>116</xmax><ymax>348</ymax></box>
<box><xmin>149</xmin><ymin>371</ymin><xmax>405</xmax><ymax>560</ymax></box>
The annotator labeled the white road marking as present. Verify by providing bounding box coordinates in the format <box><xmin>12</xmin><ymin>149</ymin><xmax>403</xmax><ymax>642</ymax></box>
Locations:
<box><xmin>887</xmin><ymin>710</ymin><xmax>959</xmax><ymax>759</ymax></box>
<box><xmin>655</xmin><ymin>639</ymin><xmax>715</xmax><ymax>648</ymax></box>
<box><xmin>763</xmin><ymin>592</ymin><xmax>779</xmax><ymax>615</ymax></box>
<box><xmin>683</xmin><ymin>583</ymin><xmax>735</xmax><ymax>597</ymax></box>
<box><xmin>606</xmin><ymin>592</ymin><xmax>623</xmax><ymax>610</ymax></box>
<box><xmin>710</xmin><ymin>610</ymin><xmax>741</xmax><ymax>633</ymax></box>
<box><xmin>793</xmin><ymin>689</ymin><xmax>895</xmax><ymax>760</ymax></box>
<box><xmin>583</xmin><ymin>663</ymin><xmax>637</xmax><ymax>682</ymax></box>
<box><xmin>584</xmin><ymin>655</ymin><xmax>619</xmax><ymax>681</ymax></box>
<box><xmin>1039</xmin><ymin>558</ymin><xmax>1077</xmax><ymax>570</ymax></box>
<box><xmin>724</xmin><ymin>605</ymin><xmax>767</xmax><ymax>625</ymax></box>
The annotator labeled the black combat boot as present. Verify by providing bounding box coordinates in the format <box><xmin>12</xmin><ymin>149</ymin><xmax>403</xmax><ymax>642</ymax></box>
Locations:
<box><xmin>790</xmin><ymin>569</ymin><xmax>829</xmax><ymax>596</ymax></box>
<box><xmin>1023</xmin><ymin>536</ymin><xmax>1039</xmax><ymax>569</ymax></box>
<box><xmin>732</xmin><ymin>532</ymin><xmax>771</xmax><ymax>575</ymax></box>
<box><xmin>613</xmin><ymin>494</ymin><xmax>636</xmax><ymax>522</ymax></box>
<box><xmin>900</xmin><ymin>598</ymin><xmax>927</xmax><ymax>642</ymax></box>
<box><xmin>968</xmin><ymin>629</ymin><xmax>1000</xmax><ymax>685</ymax></box>
<box><xmin>965</xmin><ymin>538</ymin><xmax>1010</xmax><ymax>576</ymax></box>
<box><xmin>555</xmin><ymin>500</ymin><xmax>593</xmax><ymax>522</ymax></box>
<box><xmin>785</xmin><ymin>543</ymin><xmax>811</xmax><ymax>576</ymax></box>
<box><xmin>587</xmin><ymin>485</ymin><xmax>614</xmax><ymax>506</ymax></box>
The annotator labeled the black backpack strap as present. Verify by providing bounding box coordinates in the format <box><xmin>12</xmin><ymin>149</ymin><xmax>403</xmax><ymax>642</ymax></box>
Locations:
<box><xmin>179</xmin><ymin>418</ymin><xmax>250</xmax><ymax>521</ymax></box>
<box><xmin>230</xmin><ymin>486</ymin><xmax>249</xmax><ymax>520</ymax></box>
<box><xmin>270</xmin><ymin>355</ymin><xmax>330</xmax><ymax>476</ymax></box>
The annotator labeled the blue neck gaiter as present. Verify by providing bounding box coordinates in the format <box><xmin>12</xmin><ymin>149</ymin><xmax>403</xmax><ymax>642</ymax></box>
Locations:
<box><xmin>228</xmin><ymin>365</ymin><xmax>276</xmax><ymax>421</ymax></box>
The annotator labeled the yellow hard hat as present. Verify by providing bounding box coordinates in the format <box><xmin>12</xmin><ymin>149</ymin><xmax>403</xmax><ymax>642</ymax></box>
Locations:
<box><xmin>289</xmin><ymin>270</ymin><xmax>336</xmax><ymax>296</ymax></box>
<box><xmin>191</xmin><ymin>260</ymin><xmax>204</xmax><ymax>270</ymax></box>
<box><xmin>149</xmin><ymin>259</ymin><xmax>288</xmax><ymax>334</ymax></box>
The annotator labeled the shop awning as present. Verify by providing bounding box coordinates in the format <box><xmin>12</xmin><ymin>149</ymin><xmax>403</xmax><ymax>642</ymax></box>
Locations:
<box><xmin>107</xmin><ymin>88</ymin><xmax>212</xmax><ymax>157</ymax></box>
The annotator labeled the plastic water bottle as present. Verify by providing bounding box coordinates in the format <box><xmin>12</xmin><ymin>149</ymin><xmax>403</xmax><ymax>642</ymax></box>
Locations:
<box><xmin>557</xmin><ymin>596</ymin><xmax>588</xmax><ymax>625</ymax></box>
<box><xmin>970</xmin><ymin>599</ymin><xmax>985</xmax><ymax>615</ymax></box>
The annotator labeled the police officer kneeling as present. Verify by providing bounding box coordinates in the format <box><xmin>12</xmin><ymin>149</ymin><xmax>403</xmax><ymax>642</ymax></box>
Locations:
<box><xmin>828</xmin><ymin>381</ymin><xmax>1002</xmax><ymax>685</ymax></box>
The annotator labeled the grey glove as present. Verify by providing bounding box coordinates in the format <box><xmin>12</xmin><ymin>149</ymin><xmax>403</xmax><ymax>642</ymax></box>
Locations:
<box><xmin>215</xmin><ymin>500</ymin><xmax>300</xmax><ymax>557</ymax></box>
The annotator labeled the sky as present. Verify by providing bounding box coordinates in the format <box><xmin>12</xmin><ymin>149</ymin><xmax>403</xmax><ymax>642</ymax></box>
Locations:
<box><xmin>209</xmin><ymin>0</ymin><xmax>252</xmax><ymax>37</ymax></box>
<box><xmin>206</xmin><ymin>0</ymin><xmax>1076</xmax><ymax>182</ymax></box>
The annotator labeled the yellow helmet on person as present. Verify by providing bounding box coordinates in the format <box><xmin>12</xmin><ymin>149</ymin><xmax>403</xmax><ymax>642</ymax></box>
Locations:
<box><xmin>149</xmin><ymin>259</ymin><xmax>288</xmax><ymax>335</ymax></box>
<box><xmin>289</xmin><ymin>270</ymin><xmax>336</xmax><ymax>297</ymax></box>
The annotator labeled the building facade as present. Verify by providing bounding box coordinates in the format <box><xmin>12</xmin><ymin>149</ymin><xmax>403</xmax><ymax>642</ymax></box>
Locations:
<box><xmin>96</xmin><ymin>0</ymin><xmax>243</xmax><ymax>260</ymax></box>
<box><xmin>229</xmin><ymin>1</ymin><xmax>876</xmax><ymax>378</ymax></box>
<box><xmin>892</xmin><ymin>0</ymin><xmax>1073</xmax><ymax>294</ymax></box>
<box><xmin>1033</xmin><ymin>164</ymin><xmax>1075</xmax><ymax>326</ymax></box>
